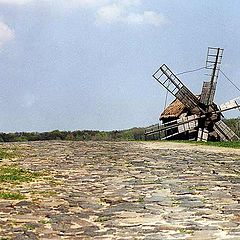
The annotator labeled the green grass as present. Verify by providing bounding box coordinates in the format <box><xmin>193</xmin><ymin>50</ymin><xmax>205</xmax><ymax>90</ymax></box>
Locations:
<box><xmin>188</xmin><ymin>186</ymin><xmax>209</xmax><ymax>191</ymax></box>
<box><xmin>39</xmin><ymin>219</ymin><xmax>52</xmax><ymax>225</ymax></box>
<box><xmin>190</xmin><ymin>141</ymin><xmax>240</xmax><ymax>149</ymax></box>
<box><xmin>0</xmin><ymin>149</ymin><xmax>17</xmax><ymax>160</ymax></box>
<box><xmin>24</xmin><ymin>223</ymin><xmax>36</xmax><ymax>230</ymax></box>
<box><xmin>0</xmin><ymin>166</ymin><xmax>40</xmax><ymax>183</ymax></box>
<box><xmin>136</xmin><ymin>196</ymin><xmax>145</xmax><ymax>203</ymax></box>
<box><xmin>170</xmin><ymin>140</ymin><xmax>240</xmax><ymax>149</ymax></box>
<box><xmin>0</xmin><ymin>191</ymin><xmax>25</xmax><ymax>200</ymax></box>
<box><xmin>95</xmin><ymin>216</ymin><xmax>111</xmax><ymax>223</ymax></box>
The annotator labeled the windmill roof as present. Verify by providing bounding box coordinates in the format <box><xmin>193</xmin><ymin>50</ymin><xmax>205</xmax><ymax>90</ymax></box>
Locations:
<box><xmin>160</xmin><ymin>98</ymin><xmax>187</xmax><ymax>120</ymax></box>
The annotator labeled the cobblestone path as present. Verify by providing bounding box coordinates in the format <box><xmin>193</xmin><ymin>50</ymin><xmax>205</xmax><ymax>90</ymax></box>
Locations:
<box><xmin>0</xmin><ymin>141</ymin><xmax>239</xmax><ymax>239</ymax></box>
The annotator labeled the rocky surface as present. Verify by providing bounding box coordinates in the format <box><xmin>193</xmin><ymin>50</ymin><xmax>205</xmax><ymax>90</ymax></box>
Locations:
<box><xmin>0</xmin><ymin>141</ymin><xmax>239</xmax><ymax>239</ymax></box>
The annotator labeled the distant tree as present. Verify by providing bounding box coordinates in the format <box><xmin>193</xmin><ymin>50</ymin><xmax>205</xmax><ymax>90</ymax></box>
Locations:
<box><xmin>224</xmin><ymin>118</ymin><xmax>240</xmax><ymax>137</ymax></box>
<box><xmin>65</xmin><ymin>133</ymin><xmax>75</xmax><ymax>141</ymax></box>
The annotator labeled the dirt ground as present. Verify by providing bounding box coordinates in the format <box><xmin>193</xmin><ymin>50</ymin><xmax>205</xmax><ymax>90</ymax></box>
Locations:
<box><xmin>0</xmin><ymin>141</ymin><xmax>239</xmax><ymax>239</ymax></box>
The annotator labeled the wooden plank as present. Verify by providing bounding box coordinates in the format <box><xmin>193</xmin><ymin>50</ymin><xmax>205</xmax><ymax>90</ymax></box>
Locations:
<box><xmin>200</xmin><ymin>82</ymin><xmax>216</xmax><ymax>105</ymax></box>
<box><xmin>145</xmin><ymin>115</ymin><xmax>199</xmax><ymax>140</ymax></box>
<box><xmin>176</xmin><ymin>86</ymin><xmax>202</xmax><ymax>110</ymax></box>
<box><xmin>214</xmin><ymin>120</ymin><xmax>239</xmax><ymax>141</ymax></box>
<box><xmin>153</xmin><ymin>64</ymin><xmax>205</xmax><ymax>112</ymax></box>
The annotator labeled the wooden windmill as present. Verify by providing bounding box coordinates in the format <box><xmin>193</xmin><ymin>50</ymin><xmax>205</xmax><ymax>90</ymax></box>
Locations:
<box><xmin>145</xmin><ymin>47</ymin><xmax>240</xmax><ymax>141</ymax></box>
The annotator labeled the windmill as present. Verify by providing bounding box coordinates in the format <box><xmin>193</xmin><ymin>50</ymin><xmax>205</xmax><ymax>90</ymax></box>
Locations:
<box><xmin>145</xmin><ymin>47</ymin><xmax>240</xmax><ymax>142</ymax></box>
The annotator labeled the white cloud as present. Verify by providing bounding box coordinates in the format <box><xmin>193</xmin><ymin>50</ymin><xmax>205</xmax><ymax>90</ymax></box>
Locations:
<box><xmin>73</xmin><ymin>0</ymin><xmax>108</xmax><ymax>7</ymax></box>
<box><xmin>97</xmin><ymin>4</ymin><xmax>122</xmax><ymax>23</ymax></box>
<box><xmin>0</xmin><ymin>21</ymin><xmax>14</xmax><ymax>48</ymax></box>
<box><xmin>0</xmin><ymin>0</ymin><xmax>113</xmax><ymax>8</ymax></box>
<box><xmin>127</xmin><ymin>11</ymin><xmax>165</xmax><ymax>26</ymax></box>
<box><xmin>97</xmin><ymin>2</ymin><xmax>165</xmax><ymax>26</ymax></box>
<box><xmin>119</xmin><ymin>0</ymin><xmax>141</xmax><ymax>7</ymax></box>
<box><xmin>0</xmin><ymin>0</ymin><xmax>166</xmax><ymax>27</ymax></box>
<box><xmin>67</xmin><ymin>0</ymin><xmax>139</xmax><ymax>8</ymax></box>
<box><xmin>0</xmin><ymin>0</ymin><xmax>32</xmax><ymax>5</ymax></box>
<box><xmin>54</xmin><ymin>0</ymin><xmax>109</xmax><ymax>8</ymax></box>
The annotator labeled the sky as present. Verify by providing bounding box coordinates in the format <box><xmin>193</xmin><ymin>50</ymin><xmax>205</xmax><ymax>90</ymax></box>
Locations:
<box><xmin>0</xmin><ymin>0</ymin><xmax>239</xmax><ymax>132</ymax></box>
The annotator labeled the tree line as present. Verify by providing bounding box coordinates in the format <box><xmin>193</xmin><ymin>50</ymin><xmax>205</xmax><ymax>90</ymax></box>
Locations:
<box><xmin>0</xmin><ymin>128</ymin><xmax>145</xmax><ymax>142</ymax></box>
<box><xmin>0</xmin><ymin>118</ymin><xmax>238</xmax><ymax>142</ymax></box>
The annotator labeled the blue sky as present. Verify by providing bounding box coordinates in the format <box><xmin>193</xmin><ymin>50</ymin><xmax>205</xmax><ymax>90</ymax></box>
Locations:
<box><xmin>0</xmin><ymin>0</ymin><xmax>239</xmax><ymax>132</ymax></box>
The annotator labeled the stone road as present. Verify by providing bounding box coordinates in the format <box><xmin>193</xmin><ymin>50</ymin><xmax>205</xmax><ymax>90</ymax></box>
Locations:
<box><xmin>0</xmin><ymin>141</ymin><xmax>239</xmax><ymax>239</ymax></box>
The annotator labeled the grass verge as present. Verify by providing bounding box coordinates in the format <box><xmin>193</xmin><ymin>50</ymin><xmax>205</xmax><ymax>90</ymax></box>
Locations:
<box><xmin>0</xmin><ymin>191</ymin><xmax>25</xmax><ymax>200</ymax></box>
<box><xmin>179</xmin><ymin>140</ymin><xmax>240</xmax><ymax>149</ymax></box>
<box><xmin>0</xmin><ymin>148</ymin><xmax>17</xmax><ymax>160</ymax></box>
<box><xmin>145</xmin><ymin>140</ymin><xmax>240</xmax><ymax>148</ymax></box>
<box><xmin>0</xmin><ymin>166</ymin><xmax>40</xmax><ymax>183</ymax></box>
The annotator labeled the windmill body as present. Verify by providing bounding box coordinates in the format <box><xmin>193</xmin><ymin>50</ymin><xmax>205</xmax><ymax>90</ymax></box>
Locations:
<box><xmin>145</xmin><ymin>47</ymin><xmax>240</xmax><ymax>142</ymax></box>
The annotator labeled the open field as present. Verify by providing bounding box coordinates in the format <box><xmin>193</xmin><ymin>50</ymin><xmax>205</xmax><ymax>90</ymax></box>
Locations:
<box><xmin>0</xmin><ymin>141</ymin><xmax>239</xmax><ymax>239</ymax></box>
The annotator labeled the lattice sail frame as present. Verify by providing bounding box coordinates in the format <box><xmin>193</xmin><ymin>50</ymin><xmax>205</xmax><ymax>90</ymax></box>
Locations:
<box><xmin>200</xmin><ymin>47</ymin><xmax>224</xmax><ymax>106</ymax></box>
<box><xmin>153</xmin><ymin>64</ymin><xmax>205</xmax><ymax>113</ymax></box>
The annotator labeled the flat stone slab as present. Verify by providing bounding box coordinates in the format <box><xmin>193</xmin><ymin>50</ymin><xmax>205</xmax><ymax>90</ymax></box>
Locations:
<box><xmin>0</xmin><ymin>141</ymin><xmax>239</xmax><ymax>239</ymax></box>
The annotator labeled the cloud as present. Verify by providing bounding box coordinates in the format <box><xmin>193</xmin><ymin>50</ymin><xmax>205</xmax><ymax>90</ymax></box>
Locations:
<box><xmin>3</xmin><ymin>0</ymin><xmax>109</xmax><ymax>13</ymax></box>
<box><xmin>67</xmin><ymin>0</ymin><xmax>140</xmax><ymax>8</ymax></box>
<box><xmin>50</xmin><ymin>0</ymin><xmax>109</xmax><ymax>9</ymax></box>
<box><xmin>118</xmin><ymin>0</ymin><xmax>141</xmax><ymax>7</ymax></box>
<box><xmin>97</xmin><ymin>2</ymin><xmax>165</xmax><ymax>26</ymax></box>
<box><xmin>127</xmin><ymin>11</ymin><xmax>165</xmax><ymax>26</ymax></box>
<box><xmin>71</xmin><ymin>0</ymin><xmax>109</xmax><ymax>7</ymax></box>
<box><xmin>0</xmin><ymin>0</ymin><xmax>32</xmax><ymax>5</ymax></box>
<box><xmin>0</xmin><ymin>21</ymin><xmax>14</xmax><ymax>48</ymax></box>
<box><xmin>97</xmin><ymin>4</ymin><xmax>122</xmax><ymax>23</ymax></box>
<box><xmin>49</xmin><ymin>0</ymin><xmax>165</xmax><ymax>26</ymax></box>
<box><xmin>0</xmin><ymin>0</ymin><xmax>165</xmax><ymax>27</ymax></box>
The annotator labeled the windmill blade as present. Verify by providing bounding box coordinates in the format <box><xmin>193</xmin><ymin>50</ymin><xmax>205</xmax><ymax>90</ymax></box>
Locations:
<box><xmin>219</xmin><ymin>96</ymin><xmax>240</xmax><ymax>112</ymax></box>
<box><xmin>200</xmin><ymin>47</ymin><xmax>224</xmax><ymax>106</ymax></box>
<box><xmin>145</xmin><ymin>115</ymin><xmax>199</xmax><ymax>140</ymax></box>
<box><xmin>153</xmin><ymin>64</ymin><xmax>205</xmax><ymax>113</ymax></box>
<box><xmin>213</xmin><ymin>120</ymin><xmax>240</xmax><ymax>141</ymax></box>
<box><xmin>200</xmin><ymin>81</ymin><xmax>217</xmax><ymax>105</ymax></box>
<box><xmin>201</xmin><ymin>97</ymin><xmax>240</xmax><ymax>116</ymax></box>
<box><xmin>205</xmin><ymin>47</ymin><xmax>224</xmax><ymax>82</ymax></box>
